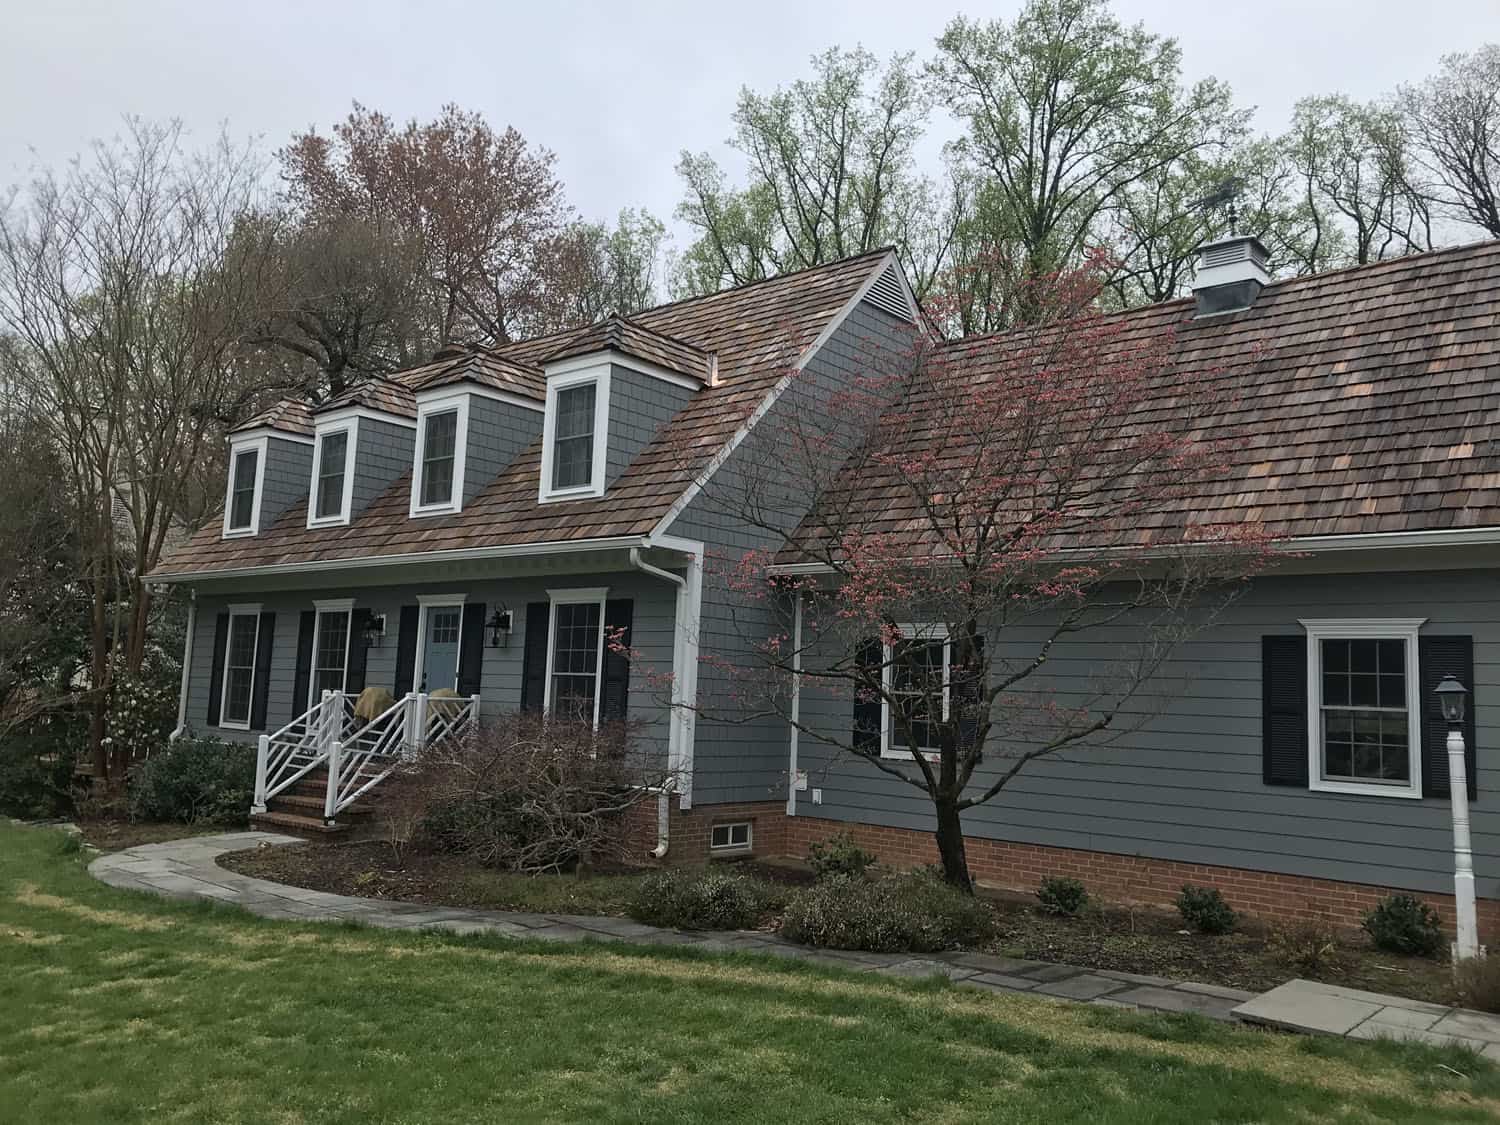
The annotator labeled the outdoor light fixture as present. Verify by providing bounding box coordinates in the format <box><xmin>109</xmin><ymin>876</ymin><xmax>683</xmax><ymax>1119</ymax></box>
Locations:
<box><xmin>1437</xmin><ymin>674</ymin><xmax>1468</xmax><ymax>725</ymax></box>
<box><xmin>360</xmin><ymin>611</ymin><xmax>386</xmax><ymax>650</ymax></box>
<box><xmin>487</xmin><ymin>605</ymin><xmax>513</xmax><ymax>648</ymax></box>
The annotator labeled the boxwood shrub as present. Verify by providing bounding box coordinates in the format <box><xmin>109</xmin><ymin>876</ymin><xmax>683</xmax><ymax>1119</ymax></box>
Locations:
<box><xmin>779</xmin><ymin>869</ymin><xmax>994</xmax><ymax>953</ymax></box>
<box><xmin>126</xmin><ymin>736</ymin><xmax>255</xmax><ymax>825</ymax></box>
<box><xmin>627</xmin><ymin>869</ymin><xmax>771</xmax><ymax>931</ymax></box>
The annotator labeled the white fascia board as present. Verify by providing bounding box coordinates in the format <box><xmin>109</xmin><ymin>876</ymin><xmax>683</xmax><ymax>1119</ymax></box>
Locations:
<box><xmin>546</xmin><ymin>349</ymin><xmax>703</xmax><ymax>392</ymax></box>
<box><xmin>650</xmin><ymin>252</ymin><xmax>923</xmax><ymax>539</ymax></box>
<box><xmin>315</xmin><ymin>405</ymin><xmax>418</xmax><ymax>430</ymax></box>
<box><xmin>414</xmin><ymin>381</ymin><xmax>544</xmax><ymax>414</ymax></box>
<box><xmin>227</xmin><ymin>426</ymin><xmax>315</xmax><ymax>447</ymax></box>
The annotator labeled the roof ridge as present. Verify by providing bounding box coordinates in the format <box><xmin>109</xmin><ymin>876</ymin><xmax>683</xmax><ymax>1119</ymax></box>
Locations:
<box><xmin>630</xmin><ymin>246</ymin><xmax>895</xmax><ymax>322</ymax></box>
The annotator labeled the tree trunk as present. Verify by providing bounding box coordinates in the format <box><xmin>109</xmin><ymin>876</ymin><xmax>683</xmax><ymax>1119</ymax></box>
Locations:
<box><xmin>933</xmin><ymin>793</ymin><xmax>973</xmax><ymax>892</ymax></box>
<box><xmin>88</xmin><ymin>553</ymin><xmax>110</xmax><ymax>784</ymax></box>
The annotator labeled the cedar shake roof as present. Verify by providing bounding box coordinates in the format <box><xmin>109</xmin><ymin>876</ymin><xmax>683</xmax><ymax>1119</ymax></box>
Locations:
<box><xmin>402</xmin><ymin>348</ymin><xmax>547</xmax><ymax>400</ymax></box>
<box><xmin>231</xmin><ymin>398</ymin><xmax>314</xmax><ymax>437</ymax></box>
<box><xmin>543</xmin><ymin>315</ymin><xmax>713</xmax><ymax>382</ymax></box>
<box><xmin>153</xmin><ymin>249</ymin><xmax>894</xmax><ymax>578</ymax></box>
<box><xmin>780</xmin><ymin>239</ymin><xmax>1500</xmax><ymax>564</ymax></box>
<box><xmin>316</xmin><ymin>377</ymin><xmax>417</xmax><ymax>419</ymax></box>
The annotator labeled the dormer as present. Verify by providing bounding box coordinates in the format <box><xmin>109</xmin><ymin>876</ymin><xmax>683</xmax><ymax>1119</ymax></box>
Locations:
<box><xmin>308</xmin><ymin>379</ymin><xmax>417</xmax><ymax>528</ymax></box>
<box><xmin>406</xmin><ymin>346</ymin><xmax>545</xmax><ymax>518</ymax></box>
<box><xmin>222</xmin><ymin>402</ymin><xmax>314</xmax><ymax>539</ymax></box>
<box><xmin>538</xmin><ymin>317</ymin><xmax>709</xmax><ymax>504</ymax></box>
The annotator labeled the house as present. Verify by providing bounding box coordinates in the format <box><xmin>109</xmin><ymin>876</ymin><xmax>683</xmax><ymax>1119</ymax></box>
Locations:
<box><xmin>152</xmin><ymin>236</ymin><xmax>1500</xmax><ymax>937</ymax></box>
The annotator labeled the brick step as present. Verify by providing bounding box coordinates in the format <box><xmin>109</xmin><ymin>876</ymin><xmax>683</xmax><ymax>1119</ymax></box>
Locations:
<box><xmin>267</xmin><ymin>793</ymin><xmax>375</xmax><ymax>818</ymax></box>
<box><xmin>250</xmin><ymin>811</ymin><xmax>349</xmax><ymax>839</ymax></box>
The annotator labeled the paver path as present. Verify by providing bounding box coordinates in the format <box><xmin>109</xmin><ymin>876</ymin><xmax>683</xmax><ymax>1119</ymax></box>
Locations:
<box><xmin>88</xmin><ymin>832</ymin><xmax>1260</xmax><ymax>1019</ymax></box>
<box><xmin>1235</xmin><ymin>980</ymin><xmax>1500</xmax><ymax>1058</ymax></box>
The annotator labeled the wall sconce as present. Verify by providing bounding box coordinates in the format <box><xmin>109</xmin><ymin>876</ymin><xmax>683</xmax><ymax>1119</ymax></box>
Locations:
<box><xmin>361</xmin><ymin>611</ymin><xmax>387</xmax><ymax>650</ymax></box>
<box><xmin>488</xmin><ymin>605</ymin><xmax>513</xmax><ymax>648</ymax></box>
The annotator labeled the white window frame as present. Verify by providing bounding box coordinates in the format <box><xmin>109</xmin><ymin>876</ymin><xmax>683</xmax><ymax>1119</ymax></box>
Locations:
<box><xmin>413</xmin><ymin>593</ymin><xmax>467</xmax><ymax>694</ymax></box>
<box><xmin>538</xmin><ymin>360</ymin><xmax>611</xmax><ymax>504</ymax></box>
<box><xmin>218</xmin><ymin>603</ymin><xmax>263</xmax><ymax>730</ymax></box>
<box><xmin>710</xmin><ymin>821</ymin><xmax>753</xmax><ymax>854</ymax></box>
<box><xmin>1300</xmin><ymin>618</ymin><xmax>1426</xmax><ymax>800</ymax></box>
<box><xmin>307</xmin><ymin>598</ymin><xmax>356</xmax><ymax>709</ymax></box>
<box><xmin>222</xmin><ymin>436</ymin><xmax>267</xmax><ymax>538</ymax></box>
<box><xmin>880</xmin><ymin>623</ymin><xmax>950</xmax><ymax>762</ymax></box>
<box><xmin>410</xmin><ymin>392</ymin><xmax>470</xmax><ymax>517</ymax></box>
<box><xmin>307</xmin><ymin>422</ymin><xmax>357</xmax><ymax>528</ymax></box>
<box><xmin>543</xmin><ymin>587</ymin><xmax>610</xmax><ymax>724</ymax></box>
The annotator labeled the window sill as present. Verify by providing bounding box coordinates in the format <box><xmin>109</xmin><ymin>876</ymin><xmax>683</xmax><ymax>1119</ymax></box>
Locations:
<box><xmin>306</xmin><ymin>514</ymin><xmax>350</xmax><ymax>529</ymax></box>
<box><xmin>539</xmin><ymin>486</ymin><xmax>604</xmax><ymax>505</ymax></box>
<box><xmin>220</xmin><ymin>720</ymin><xmax>251</xmax><ymax>732</ymax></box>
<box><xmin>881</xmin><ymin>748</ymin><xmax>942</xmax><ymax>763</ymax></box>
<box><xmin>409</xmin><ymin>502</ymin><xmax>461</xmax><ymax>518</ymax></box>
<box><xmin>1309</xmin><ymin>778</ymin><xmax>1423</xmax><ymax>800</ymax></box>
<box><xmin>710</xmin><ymin>845</ymin><xmax>753</xmax><ymax>856</ymax></box>
<box><xmin>221</xmin><ymin>527</ymin><xmax>256</xmax><ymax>539</ymax></box>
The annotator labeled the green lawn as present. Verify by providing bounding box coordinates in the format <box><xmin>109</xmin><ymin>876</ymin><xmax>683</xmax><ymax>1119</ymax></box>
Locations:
<box><xmin>2</xmin><ymin>825</ymin><xmax>1497</xmax><ymax>1124</ymax></box>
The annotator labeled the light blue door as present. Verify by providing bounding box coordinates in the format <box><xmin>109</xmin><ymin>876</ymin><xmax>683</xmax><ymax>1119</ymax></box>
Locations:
<box><xmin>421</xmin><ymin>607</ymin><xmax>461</xmax><ymax>691</ymax></box>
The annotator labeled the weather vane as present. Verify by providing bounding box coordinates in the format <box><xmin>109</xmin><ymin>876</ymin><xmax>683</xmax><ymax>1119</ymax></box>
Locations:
<box><xmin>1193</xmin><ymin>177</ymin><xmax>1243</xmax><ymax>234</ymax></box>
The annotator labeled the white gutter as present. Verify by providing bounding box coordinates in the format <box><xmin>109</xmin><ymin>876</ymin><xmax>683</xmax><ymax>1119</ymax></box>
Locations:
<box><xmin>649</xmin><ymin>534</ymin><xmax>704</xmax><ymax>812</ymax></box>
<box><xmin>786</xmin><ymin>588</ymin><xmax>802</xmax><ymax>816</ymax></box>
<box><xmin>628</xmin><ymin>545</ymin><xmax>689</xmax><ymax>858</ymax></box>
<box><xmin>170</xmin><ymin>591</ymin><xmax>197</xmax><ymax>740</ymax></box>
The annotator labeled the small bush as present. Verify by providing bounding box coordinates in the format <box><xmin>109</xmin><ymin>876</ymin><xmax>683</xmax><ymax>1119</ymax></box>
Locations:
<box><xmin>0</xmin><ymin>727</ymin><xmax>79</xmax><ymax>820</ymax></box>
<box><xmin>1269</xmin><ymin>919</ymin><xmax>1344</xmax><ymax>976</ymax></box>
<box><xmin>627</xmin><ymin>869</ymin><xmax>768</xmax><ymax>930</ymax></box>
<box><xmin>807</xmin><ymin>831</ymin><xmax>876</xmax><ymax>881</ymax></box>
<box><xmin>1455</xmin><ymin>955</ymin><xmax>1500</xmax><ymax>1013</ymax></box>
<box><xmin>1176</xmin><ymin>885</ymin><xmax>1238</xmax><ymax>934</ymax></box>
<box><xmin>779</xmin><ymin>869</ymin><xmax>994</xmax><ymax>953</ymax></box>
<box><xmin>125</xmin><ymin>737</ymin><xmax>255</xmax><ymax>825</ymax></box>
<box><xmin>1362</xmin><ymin>894</ymin><xmax>1445</xmax><ymax>958</ymax></box>
<box><xmin>1036</xmin><ymin>876</ymin><xmax>1089</xmax><ymax>917</ymax></box>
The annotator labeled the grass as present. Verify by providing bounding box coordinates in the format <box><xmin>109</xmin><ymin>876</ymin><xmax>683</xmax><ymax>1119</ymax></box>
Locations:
<box><xmin>2</xmin><ymin>824</ymin><xmax>1498</xmax><ymax>1123</ymax></box>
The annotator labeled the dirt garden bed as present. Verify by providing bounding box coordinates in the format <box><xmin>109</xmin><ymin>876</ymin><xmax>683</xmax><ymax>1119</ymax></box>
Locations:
<box><xmin>219</xmin><ymin>839</ymin><xmax>1458</xmax><ymax>1005</ymax></box>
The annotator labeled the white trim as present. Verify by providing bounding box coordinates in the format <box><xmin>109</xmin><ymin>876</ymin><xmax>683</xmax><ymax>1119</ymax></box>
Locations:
<box><xmin>412</xmin><ymin>594</ymin><xmax>467</xmax><ymax>694</ymax></box>
<box><xmin>307</xmin><ymin>421</ymin><xmax>357</xmax><ymax>528</ymax></box>
<box><xmin>228</xmin><ymin>426</ymin><xmax>315</xmax><ymax>447</ymax></box>
<box><xmin>539</xmin><ymin>364</ymin><xmax>611</xmax><ymax>504</ymax></box>
<box><xmin>787</xmin><ymin>588</ymin><xmax>802</xmax><ymax>816</ymax></box>
<box><xmin>313</xmin><ymin>405</ymin><xmax>418</xmax><ymax>430</ymax></box>
<box><xmin>410</xmin><ymin>391</ymin><xmax>470</xmax><ymax>517</ymax></box>
<box><xmin>543</xmin><ymin>586</ymin><xmax>610</xmax><ymax>725</ymax></box>
<box><xmin>1300</xmin><ymin>618</ymin><xmax>1426</xmax><ymax>800</ymax></box>
<box><xmin>218</xmin><ymin>605</ymin><xmax>264</xmax><ymax>730</ymax></box>
<box><xmin>880</xmin><ymin>622</ymin><xmax>950</xmax><ymax>762</ymax></box>
<box><xmin>710</xmin><ymin>821</ymin><xmax>753</xmax><ymax>853</ymax></box>
<box><xmin>650</xmin><ymin>252</ymin><xmax>917</xmax><ymax>538</ymax></box>
<box><xmin>546</xmin><ymin>349</ymin><xmax>703</xmax><ymax>392</ymax></box>
<box><xmin>222</xmin><ymin>436</ymin><xmax>268</xmax><ymax>538</ymax></box>
<box><xmin>416</xmin><ymin>381</ymin><xmax>544</xmax><ymax>414</ymax></box>
<box><xmin>650</xmin><ymin>533</ymin><xmax>704</xmax><ymax>808</ymax></box>
<box><xmin>171</xmin><ymin>594</ymin><xmax>196</xmax><ymax>740</ymax></box>
<box><xmin>307</xmin><ymin>602</ymin><xmax>355</xmax><ymax>710</ymax></box>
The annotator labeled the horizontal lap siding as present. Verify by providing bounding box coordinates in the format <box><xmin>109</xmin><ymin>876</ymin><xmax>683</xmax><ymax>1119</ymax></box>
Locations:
<box><xmin>794</xmin><ymin>567</ymin><xmax>1500</xmax><ymax>898</ymax></box>
<box><xmin>184</xmin><ymin>571</ymin><xmax>677</xmax><ymax>762</ymax></box>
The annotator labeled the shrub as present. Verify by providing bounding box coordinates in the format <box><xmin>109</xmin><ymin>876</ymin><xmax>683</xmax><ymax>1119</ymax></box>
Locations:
<box><xmin>1176</xmin><ymin>885</ymin><xmax>1238</xmax><ymax>934</ymax></box>
<box><xmin>1361</xmin><ymin>894</ymin><xmax>1445</xmax><ymax>958</ymax></box>
<box><xmin>103</xmin><ymin>670</ymin><xmax>178</xmax><ymax>760</ymax></box>
<box><xmin>779</xmin><ymin>869</ymin><xmax>995</xmax><ymax>953</ymax></box>
<box><xmin>0</xmin><ymin>726</ymin><xmax>79</xmax><ymax>820</ymax></box>
<box><xmin>627</xmin><ymin>869</ymin><xmax>767</xmax><ymax>930</ymax></box>
<box><xmin>807</xmin><ymin>831</ymin><xmax>876</xmax><ymax>881</ymax></box>
<box><xmin>1036</xmin><ymin>876</ymin><xmax>1089</xmax><ymax>917</ymax></box>
<box><xmin>1455</xmin><ymin>956</ymin><xmax>1500</xmax><ymax>1013</ymax></box>
<box><xmin>1268</xmin><ymin>919</ymin><xmax>1344</xmax><ymax>976</ymax></box>
<box><xmin>125</xmin><ymin>737</ymin><xmax>255</xmax><ymax>825</ymax></box>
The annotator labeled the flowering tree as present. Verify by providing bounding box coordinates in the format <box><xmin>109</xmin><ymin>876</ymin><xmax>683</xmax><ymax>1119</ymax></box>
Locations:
<box><xmin>691</xmin><ymin>254</ymin><xmax>1273</xmax><ymax>891</ymax></box>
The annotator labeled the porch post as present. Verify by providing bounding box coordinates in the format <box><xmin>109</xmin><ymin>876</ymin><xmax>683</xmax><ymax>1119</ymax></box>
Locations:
<box><xmin>324</xmin><ymin>740</ymin><xmax>343</xmax><ymax>822</ymax></box>
<box><xmin>252</xmin><ymin>735</ymin><xmax>269</xmax><ymax>814</ymax></box>
<box><xmin>414</xmin><ymin>692</ymin><xmax>429</xmax><ymax>751</ymax></box>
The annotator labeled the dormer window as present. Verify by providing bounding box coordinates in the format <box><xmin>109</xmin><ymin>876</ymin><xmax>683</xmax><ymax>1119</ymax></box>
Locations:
<box><xmin>539</xmin><ymin>365</ymin><xmax>610</xmax><ymax>503</ymax></box>
<box><xmin>308</xmin><ymin>427</ymin><xmax>353</xmax><ymax>527</ymax></box>
<box><xmin>410</xmin><ymin>392</ymin><xmax>469</xmax><ymax>517</ymax></box>
<box><xmin>222</xmin><ymin>437</ymin><xmax>266</xmax><ymax>537</ymax></box>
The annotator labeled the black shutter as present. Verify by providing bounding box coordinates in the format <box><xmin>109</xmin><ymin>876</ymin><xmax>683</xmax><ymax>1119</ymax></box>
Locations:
<box><xmin>1420</xmin><ymin>636</ymin><xmax>1477</xmax><ymax>801</ymax></box>
<box><xmin>457</xmin><ymin>602</ymin><xmax>486</xmax><ymax>697</ymax></box>
<box><xmin>1262</xmin><ymin>635</ymin><xmax>1309</xmax><ymax>786</ymax></box>
<box><xmin>249</xmin><ymin>612</ymin><xmax>276</xmax><ymax>731</ymax></box>
<box><xmin>853</xmin><ymin>638</ymin><xmax>883</xmax><ymax>753</ymax></box>
<box><xmin>205</xmin><ymin>612</ymin><xmax>229</xmax><ymax>726</ymax></box>
<box><xmin>520</xmin><ymin>602</ymin><xmax>551</xmax><ymax>712</ymax></box>
<box><xmin>292</xmin><ymin>610</ymin><xmax>316</xmax><ymax>713</ymax></box>
<box><xmin>344</xmin><ymin>611</ymin><xmax>369</xmax><ymax>695</ymax></box>
<box><xmin>393</xmin><ymin>605</ymin><xmax>420</xmax><ymax>697</ymax></box>
<box><xmin>601</xmin><ymin>599</ymin><xmax>634</xmax><ymax>721</ymax></box>
<box><xmin>955</xmin><ymin>632</ymin><xmax>987</xmax><ymax>754</ymax></box>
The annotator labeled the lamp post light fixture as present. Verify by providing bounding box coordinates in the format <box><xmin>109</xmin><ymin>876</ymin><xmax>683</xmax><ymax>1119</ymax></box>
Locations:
<box><xmin>1436</xmin><ymin>675</ymin><xmax>1480</xmax><ymax>960</ymax></box>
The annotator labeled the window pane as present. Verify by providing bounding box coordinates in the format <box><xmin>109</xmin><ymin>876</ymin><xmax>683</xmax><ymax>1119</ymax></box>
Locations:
<box><xmin>1319</xmin><ymin>633</ymin><xmax>1409</xmax><ymax>785</ymax></box>
<box><xmin>223</xmin><ymin>615</ymin><xmax>259</xmax><ymax>723</ymax></box>
<box><xmin>890</xmin><ymin>638</ymin><xmax>946</xmax><ymax>752</ymax></box>
<box><xmin>549</xmin><ymin>601</ymin><xmax>601</xmax><ymax>721</ymax></box>
<box><xmin>316</xmin><ymin>431</ymin><xmax>348</xmax><ymax>519</ymax></box>
<box><xmin>420</xmin><ymin>411</ymin><xmax>458</xmax><ymax>506</ymax></box>
<box><xmin>230</xmin><ymin>450</ymin><xmax>258</xmax><ymax>529</ymax></box>
<box><xmin>311</xmin><ymin>611</ymin><xmax>350</xmax><ymax>702</ymax></box>
<box><xmin>552</xmin><ymin>384</ymin><xmax>595</xmax><ymax>490</ymax></box>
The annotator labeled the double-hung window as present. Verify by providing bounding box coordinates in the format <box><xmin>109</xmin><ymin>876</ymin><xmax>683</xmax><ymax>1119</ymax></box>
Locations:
<box><xmin>220</xmin><ymin>607</ymin><xmax>262</xmax><ymax>729</ymax></box>
<box><xmin>310</xmin><ymin>428</ymin><xmax>351</xmax><ymax>525</ymax></box>
<box><xmin>1302</xmin><ymin>619</ymin><xmax>1423</xmax><ymax>798</ymax></box>
<box><xmin>420</xmin><ymin>411</ymin><xmax>457</xmax><ymax>506</ymax></box>
<box><xmin>540</xmin><ymin>367</ymin><xmax>609</xmax><ymax>502</ymax></box>
<box><xmin>544</xmin><ymin>588</ymin><xmax>608</xmax><ymax>723</ymax></box>
<box><xmin>411</xmin><ymin>394</ymin><xmax>469</xmax><ymax>516</ymax></box>
<box><xmin>309</xmin><ymin>600</ymin><xmax>353</xmax><ymax>707</ymax></box>
<box><xmin>881</xmin><ymin>624</ymin><xmax>949</xmax><ymax>760</ymax></box>
<box><xmin>223</xmin><ymin>441</ymin><xmax>264</xmax><ymax>537</ymax></box>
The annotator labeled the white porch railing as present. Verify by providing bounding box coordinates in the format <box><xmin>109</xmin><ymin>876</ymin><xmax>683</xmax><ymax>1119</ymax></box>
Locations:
<box><xmin>253</xmin><ymin>690</ymin><xmax>480</xmax><ymax>823</ymax></box>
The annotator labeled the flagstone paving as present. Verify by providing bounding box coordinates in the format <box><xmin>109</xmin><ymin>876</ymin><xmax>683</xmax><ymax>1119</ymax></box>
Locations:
<box><xmin>1235</xmin><ymin>980</ymin><xmax>1500</xmax><ymax>1058</ymax></box>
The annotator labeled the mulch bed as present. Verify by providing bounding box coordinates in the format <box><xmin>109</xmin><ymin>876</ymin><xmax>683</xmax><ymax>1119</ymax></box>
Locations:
<box><xmin>218</xmin><ymin>839</ymin><xmax>1457</xmax><ymax>1005</ymax></box>
<box><xmin>77</xmin><ymin>818</ymin><xmax>222</xmax><ymax>853</ymax></box>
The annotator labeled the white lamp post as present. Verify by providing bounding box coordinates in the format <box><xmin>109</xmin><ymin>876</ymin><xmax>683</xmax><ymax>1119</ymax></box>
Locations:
<box><xmin>1435</xmin><ymin>674</ymin><xmax>1480</xmax><ymax>960</ymax></box>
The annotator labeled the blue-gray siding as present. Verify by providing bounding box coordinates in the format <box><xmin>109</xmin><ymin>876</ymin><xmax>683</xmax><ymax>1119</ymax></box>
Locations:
<box><xmin>465</xmin><ymin>397</ymin><xmax>541</xmax><ymax>504</ymax></box>
<box><xmin>351</xmin><ymin>418</ymin><xmax>415</xmax><ymax>517</ymax></box>
<box><xmin>605</xmin><ymin>365</ymin><xmax>695</xmax><ymax>490</ymax></box>
<box><xmin>261</xmin><ymin>437</ymin><xmax>312</xmax><ymax>526</ymax></box>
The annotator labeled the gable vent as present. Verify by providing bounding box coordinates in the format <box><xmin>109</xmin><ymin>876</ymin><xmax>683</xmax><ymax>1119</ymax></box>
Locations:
<box><xmin>861</xmin><ymin>261</ymin><xmax>914</xmax><ymax>322</ymax></box>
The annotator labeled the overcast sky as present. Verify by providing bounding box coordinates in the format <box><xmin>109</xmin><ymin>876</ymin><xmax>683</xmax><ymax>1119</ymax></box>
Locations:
<box><xmin>3</xmin><ymin>0</ymin><xmax>1497</xmax><ymax>248</ymax></box>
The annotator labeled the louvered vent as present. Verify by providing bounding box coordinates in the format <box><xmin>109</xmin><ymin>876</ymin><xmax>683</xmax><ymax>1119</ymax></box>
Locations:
<box><xmin>1201</xmin><ymin>242</ymin><xmax>1247</xmax><ymax>269</ymax></box>
<box><xmin>861</xmin><ymin>262</ymin><xmax>914</xmax><ymax>322</ymax></box>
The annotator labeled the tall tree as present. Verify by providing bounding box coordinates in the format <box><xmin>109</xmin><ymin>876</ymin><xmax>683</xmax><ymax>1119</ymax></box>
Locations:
<box><xmin>1404</xmin><ymin>46</ymin><xmax>1500</xmax><ymax>239</ymax></box>
<box><xmin>675</xmin><ymin>47</ymin><xmax>953</xmax><ymax>298</ymax></box>
<box><xmin>562</xmin><ymin>208</ymin><xmax>667</xmax><ymax>323</ymax></box>
<box><xmin>930</xmin><ymin>0</ymin><xmax>1246</xmax><ymax>319</ymax></box>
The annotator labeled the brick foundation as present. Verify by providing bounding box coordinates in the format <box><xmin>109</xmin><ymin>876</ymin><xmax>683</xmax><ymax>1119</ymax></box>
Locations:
<box><xmin>622</xmin><ymin>798</ymin><xmax>788</xmax><ymax>867</ymax></box>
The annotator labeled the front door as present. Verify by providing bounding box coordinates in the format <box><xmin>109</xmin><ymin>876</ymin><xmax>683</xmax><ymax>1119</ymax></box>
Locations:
<box><xmin>421</xmin><ymin>606</ymin><xmax>462</xmax><ymax>691</ymax></box>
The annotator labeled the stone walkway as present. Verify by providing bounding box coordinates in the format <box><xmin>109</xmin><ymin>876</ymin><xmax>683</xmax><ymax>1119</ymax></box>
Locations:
<box><xmin>88</xmin><ymin>832</ymin><xmax>1259</xmax><ymax>1020</ymax></box>
<box><xmin>1235</xmin><ymin>980</ymin><xmax>1500</xmax><ymax>1058</ymax></box>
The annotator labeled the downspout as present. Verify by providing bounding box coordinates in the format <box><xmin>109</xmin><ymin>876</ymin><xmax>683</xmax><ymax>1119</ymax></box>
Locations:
<box><xmin>786</xmin><ymin>589</ymin><xmax>802</xmax><ymax>816</ymax></box>
<box><xmin>170</xmin><ymin>589</ymin><xmax>197</xmax><ymax>741</ymax></box>
<box><xmin>628</xmin><ymin>547</ymin><xmax>687</xmax><ymax>859</ymax></box>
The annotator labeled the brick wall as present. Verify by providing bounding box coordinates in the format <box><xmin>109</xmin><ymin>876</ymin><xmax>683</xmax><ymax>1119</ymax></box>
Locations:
<box><xmin>623</xmin><ymin>799</ymin><xmax>787</xmax><ymax>867</ymax></box>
